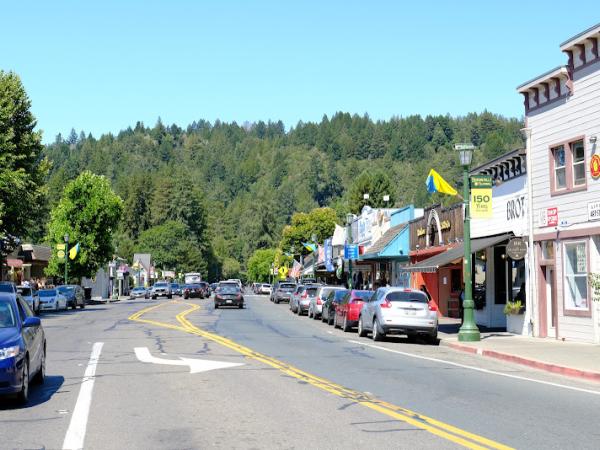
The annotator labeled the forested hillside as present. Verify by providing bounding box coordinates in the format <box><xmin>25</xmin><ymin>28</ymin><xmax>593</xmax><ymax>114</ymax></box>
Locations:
<box><xmin>41</xmin><ymin>111</ymin><xmax>523</xmax><ymax>280</ymax></box>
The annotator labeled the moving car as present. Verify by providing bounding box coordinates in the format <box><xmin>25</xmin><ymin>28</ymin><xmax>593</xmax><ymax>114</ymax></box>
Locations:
<box><xmin>0</xmin><ymin>292</ymin><xmax>46</xmax><ymax>403</ymax></box>
<box><xmin>17</xmin><ymin>286</ymin><xmax>40</xmax><ymax>315</ymax></box>
<box><xmin>182</xmin><ymin>284</ymin><xmax>203</xmax><ymax>299</ymax></box>
<box><xmin>150</xmin><ymin>282</ymin><xmax>172</xmax><ymax>299</ymax></box>
<box><xmin>259</xmin><ymin>284</ymin><xmax>271</xmax><ymax>295</ymax></box>
<box><xmin>358</xmin><ymin>287</ymin><xmax>438</xmax><ymax>344</ymax></box>
<box><xmin>334</xmin><ymin>290</ymin><xmax>373</xmax><ymax>332</ymax></box>
<box><xmin>57</xmin><ymin>285</ymin><xmax>85</xmax><ymax>309</ymax></box>
<box><xmin>214</xmin><ymin>284</ymin><xmax>244</xmax><ymax>309</ymax></box>
<box><xmin>308</xmin><ymin>286</ymin><xmax>346</xmax><ymax>320</ymax></box>
<box><xmin>38</xmin><ymin>289</ymin><xmax>68</xmax><ymax>312</ymax></box>
<box><xmin>272</xmin><ymin>282</ymin><xmax>296</xmax><ymax>304</ymax></box>
<box><xmin>130</xmin><ymin>286</ymin><xmax>149</xmax><ymax>299</ymax></box>
<box><xmin>321</xmin><ymin>289</ymin><xmax>349</xmax><ymax>325</ymax></box>
<box><xmin>170</xmin><ymin>283</ymin><xmax>182</xmax><ymax>296</ymax></box>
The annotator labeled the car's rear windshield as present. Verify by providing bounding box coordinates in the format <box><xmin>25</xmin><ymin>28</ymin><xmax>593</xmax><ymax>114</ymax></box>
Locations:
<box><xmin>221</xmin><ymin>286</ymin><xmax>239</xmax><ymax>294</ymax></box>
<box><xmin>57</xmin><ymin>286</ymin><xmax>74</xmax><ymax>292</ymax></box>
<box><xmin>386</xmin><ymin>291</ymin><xmax>428</xmax><ymax>303</ymax></box>
<box><xmin>0</xmin><ymin>300</ymin><xmax>17</xmax><ymax>328</ymax></box>
<box><xmin>39</xmin><ymin>290</ymin><xmax>57</xmax><ymax>297</ymax></box>
<box><xmin>306</xmin><ymin>287</ymin><xmax>318</xmax><ymax>296</ymax></box>
<box><xmin>220</xmin><ymin>283</ymin><xmax>237</xmax><ymax>288</ymax></box>
<box><xmin>17</xmin><ymin>287</ymin><xmax>32</xmax><ymax>296</ymax></box>
<box><xmin>0</xmin><ymin>284</ymin><xmax>15</xmax><ymax>293</ymax></box>
<box><xmin>353</xmin><ymin>290</ymin><xmax>373</xmax><ymax>301</ymax></box>
<box><xmin>154</xmin><ymin>283</ymin><xmax>168</xmax><ymax>287</ymax></box>
<box><xmin>171</xmin><ymin>284</ymin><xmax>179</xmax><ymax>288</ymax></box>
<box><xmin>280</xmin><ymin>284</ymin><xmax>296</xmax><ymax>289</ymax></box>
<box><xmin>133</xmin><ymin>287</ymin><xmax>145</xmax><ymax>291</ymax></box>
<box><xmin>334</xmin><ymin>290</ymin><xmax>349</xmax><ymax>299</ymax></box>
<box><xmin>262</xmin><ymin>284</ymin><xmax>271</xmax><ymax>287</ymax></box>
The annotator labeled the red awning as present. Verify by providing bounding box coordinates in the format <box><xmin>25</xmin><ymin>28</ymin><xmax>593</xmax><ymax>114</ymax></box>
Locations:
<box><xmin>6</xmin><ymin>258</ymin><xmax>23</xmax><ymax>268</ymax></box>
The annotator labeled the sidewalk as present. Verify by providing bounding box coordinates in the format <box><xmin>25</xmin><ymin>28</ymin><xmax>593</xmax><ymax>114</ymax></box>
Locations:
<box><xmin>438</xmin><ymin>318</ymin><xmax>600</xmax><ymax>382</ymax></box>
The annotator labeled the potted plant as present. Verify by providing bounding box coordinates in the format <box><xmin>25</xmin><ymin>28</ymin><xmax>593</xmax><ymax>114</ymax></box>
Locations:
<box><xmin>504</xmin><ymin>300</ymin><xmax>525</xmax><ymax>334</ymax></box>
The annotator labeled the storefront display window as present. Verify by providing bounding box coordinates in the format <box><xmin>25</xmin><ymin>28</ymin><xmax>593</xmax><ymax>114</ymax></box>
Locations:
<box><xmin>509</xmin><ymin>259</ymin><xmax>526</xmax><ymax>307</ymax></box>
<box><xmin>494</xmin><ymin>247</ymin><xmax>507</xmax><ymax>304</ymax></box>
<box><xmin>474</xmin><ymin>250</ymin><xmax>486</xmax><ymax>309</ymax></box>
<box><xmin>564</xmin><ymin>241</ymin><xmax>589</xmax><ymax>314</ymax></box>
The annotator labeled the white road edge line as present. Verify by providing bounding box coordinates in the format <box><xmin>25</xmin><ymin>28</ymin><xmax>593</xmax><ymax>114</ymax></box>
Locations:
<box><xmin>347</xmin><ymin>340</ymin><xmax>600</xmax><ymax>396</ymax></box>
<box><xmin>62</xmin><ymin>342</ymin><xmax>104</xmax><ymax>450</ymax></box>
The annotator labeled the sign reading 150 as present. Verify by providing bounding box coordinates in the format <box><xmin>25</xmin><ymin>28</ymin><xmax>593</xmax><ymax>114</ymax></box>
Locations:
<box><xmin>471</xmin><ymin>193</ymin><xmax>491</xmax><ymax>203</ymax></box>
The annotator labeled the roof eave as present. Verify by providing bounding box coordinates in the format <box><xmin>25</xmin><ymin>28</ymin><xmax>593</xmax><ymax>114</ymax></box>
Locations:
<box><xmin>516</xmin><ymin>66</ymin><xmax>568</xmax><ymax>93</ymax></box>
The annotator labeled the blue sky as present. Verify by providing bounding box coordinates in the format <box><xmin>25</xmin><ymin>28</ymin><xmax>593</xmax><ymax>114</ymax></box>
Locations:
<box><xmin>2</xmin><ymin>1</ymin><xmax>597</xmax><ymax>142</ymax></box>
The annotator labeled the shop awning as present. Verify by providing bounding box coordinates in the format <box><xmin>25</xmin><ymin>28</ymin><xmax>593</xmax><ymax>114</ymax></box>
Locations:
<box><xmin>6</xmin><ymin>258</ymin><xmax>23</xmax><ymax>268</ymax></box>
<box><xmin>401</xmin><ymin>234</ymin><xmax>511</xmax><ymax>273</ymax></box>
<box><xmin>359</xmin><ymin>224</ymin><xmax>408</xmax><ymax>260</ymax></box>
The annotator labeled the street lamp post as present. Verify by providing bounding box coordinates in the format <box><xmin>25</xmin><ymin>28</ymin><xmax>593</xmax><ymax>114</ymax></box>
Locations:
<box><xmin>64</xmin><ymin>233</ymin><xmax>69</xmax><ymax>285</ymax></box>
<box><xmin>346</xmin><ymin>213</ymin><xmax>354</xmax><ymax>289</ymax></box>
<box><xmin>455</xmin><ymin>143</ymin><xmax>480</xmax><ymax>342</ymax></box>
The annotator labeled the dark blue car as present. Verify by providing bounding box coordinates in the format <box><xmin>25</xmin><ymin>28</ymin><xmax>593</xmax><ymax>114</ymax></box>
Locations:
<box><xmin>0</xmin><ymin>292</ymin><xmax>46</xmax><ymax>403</ymax></box>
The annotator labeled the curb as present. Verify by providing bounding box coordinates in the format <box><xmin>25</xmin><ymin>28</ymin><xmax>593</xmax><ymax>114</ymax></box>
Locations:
<box><xmin>442</xmin><ymin>340</ymin><xmax>600</xmax><ymax>383</ymax></box>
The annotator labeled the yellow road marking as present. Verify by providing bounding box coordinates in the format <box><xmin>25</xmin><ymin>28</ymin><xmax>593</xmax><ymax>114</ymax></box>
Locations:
<box><xmin>129</xmin><ymin>301</ymin><xmax>513</xmax><ymax>450</ymax></box>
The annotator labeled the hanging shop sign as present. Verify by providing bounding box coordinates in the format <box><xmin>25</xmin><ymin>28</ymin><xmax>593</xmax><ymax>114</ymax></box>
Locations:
<box><xmin>506</xmin><ymin>237</ymin><xmax>527</xmax><ymax>260</ymax></box>
<box><xmin>470</xmin><ymin>175</ymin><xmax>493</xmax><ymax>219</ymax></box>
<box><xmin>590</xmin><ymin>154</ymin><xmax>600</xmax><ymax>179</ymax></box>
<box><xmin>588</xmin><ymin>201</ymin><xmax>600</xmax><ymax>222</ymax></box>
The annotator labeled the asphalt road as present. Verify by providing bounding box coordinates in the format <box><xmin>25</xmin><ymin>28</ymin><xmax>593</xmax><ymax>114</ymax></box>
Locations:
<box><xmin>1</xmin><ymin>293</ymin><xmax>599</xmax><ymax>449</ymax></box>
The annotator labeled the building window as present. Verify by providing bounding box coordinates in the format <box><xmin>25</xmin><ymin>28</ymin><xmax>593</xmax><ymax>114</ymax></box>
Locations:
<box><xmin>553</xmin><ymin>146</ymin><xmax>567</xmax><ymax>190</ymax></box>
<box><xmin>450</xmin><ymin>269</ymin><xmax>461</xmax><ymax>293</ymax></box>
<box><xmin>571</xmin><ymin>140</ymin><xmax>586</xmax><ymax>186</ymax></box>
<box><xmin>563</xmin><ymin>241</ymin><xmax>590</xmax><ymax>315</ymax></box>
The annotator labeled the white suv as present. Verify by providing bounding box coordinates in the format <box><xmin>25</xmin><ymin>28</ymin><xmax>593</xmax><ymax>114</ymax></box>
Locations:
<box><xmin>358</xmin><ymin>287</ymin><xmax>438</xmax><ymax>344</ymax></box>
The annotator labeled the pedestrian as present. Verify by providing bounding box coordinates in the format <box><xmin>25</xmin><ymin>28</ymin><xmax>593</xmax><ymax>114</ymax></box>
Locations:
<box><xmin>419</xmin><ymin>284</ymin><xmax>431</xmax><ymax>301</ymax></box>
<box><xmin>458</xmin><ymin>283</ymin><xmax>465</xmax><ymax>323</ymax></box>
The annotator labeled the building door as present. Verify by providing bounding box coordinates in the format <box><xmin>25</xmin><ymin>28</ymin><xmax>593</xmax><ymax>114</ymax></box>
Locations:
<box><xmin>545</xmin><ymin>267</ymin><xmax>557</xmax><ymax>338</ymax></box>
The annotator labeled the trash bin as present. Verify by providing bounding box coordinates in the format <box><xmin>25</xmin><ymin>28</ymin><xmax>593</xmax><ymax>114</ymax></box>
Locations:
<box><xmin>84</xmin><ymin>287</ymin><xmax>92</xmax><ymax>301</ymax></box>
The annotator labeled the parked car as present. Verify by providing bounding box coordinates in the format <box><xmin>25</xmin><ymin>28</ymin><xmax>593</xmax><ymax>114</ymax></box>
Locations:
<box><xmin>150</xmin><ymin>282</ymin><xmax>172</xmax><ymax>299</ymax></box>
<box><xmin>0</xmin><ymin>282</ymin><xmax>17</xmax><ymax>294</ymax></box>
<box><xmin>358</xmin><ymin>287</ymin><xmax>438</xmax><ymax>344</ymax></box>
<box><xmin>17</xmin><ymin>286</ymin><xmax>40</xmax><ymax>315</ymax></box>
<box><xmin>289</xmin><ymin>285</ymin><xmax>306</xmax><ymax>313</ymax></box>
<box><xmin>197</xmin><ymin>282</ymin><xmax>210</xmax><ymax>298</ymax></box>
<box><xmin>308</xmin><ymin>286</ymin><xmax>346</xmax><ymax>320</ymax></box>
<box><xmin>334</xmin><ymin>290</ymin><xmax>373</xmax><ymax>332</ymax></box>
<box><xmin>57</xmin><ymin>285</ymin><xmax>85</xmax><ymax>309</ymax></box>
<box><xmin>214</xmin><ymin>284</ymin><xmax>244</xmax><ymax>309</ymax></box>
<box><xmin>209</xmin><ymin>283</ymin><xmax>218</xmax><ymax>293</ymax></box>
<box><xmin>38</xmin><ymin>289</ymin><xmax>68</xmax><ymax>312</ymax></box>
<box><xmin>130</xmin><ymin>286</ymin><xmax>149</xmax><ymax>299</ymax></box>
<box><xmin>322</xmin><ymin>289</ymin><xmax>349</xmax><ymax>325</ymax></box>
<box><xmin>259</xmin><ymin>284</ymin><xmax>272</xmax><ymax>295</ymax></box>
<box><xmin>170</xmin><ymin>283</ymin><xmax>182</xmax><ymax>296</ymax></box>
<box><xmin>0</xmin><ymin>292</ymin><xmax>46</xmax><ymax>403</ymax></box>
<box><xmin>182</xmin><ymin>284</ymin><xmax>203</xmax><ymax>299</ymax></box>
<box><xmin>296</xmin><ymin>285</ymin><xmax>319</xmax><ymax>316</ymax></box>
<box><xmin>272</xmin><ymin>282</ymin><xmax>296</xmax><ymax>304</ymax></box>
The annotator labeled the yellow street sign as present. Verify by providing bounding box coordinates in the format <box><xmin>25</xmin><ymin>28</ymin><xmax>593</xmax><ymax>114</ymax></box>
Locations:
<box><xmin>56</xmin><ymin>243</ymin><xmax>66</xmax><ymax>250</ymax></box>
<box><xmin>57</xmin><ymin>250</ymin><xmax>66</xmax><ymax>259</ymax></box>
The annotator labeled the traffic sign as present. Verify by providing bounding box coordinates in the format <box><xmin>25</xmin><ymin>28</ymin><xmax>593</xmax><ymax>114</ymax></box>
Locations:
<box><xmin>56</xmin><ymin>243</ymin><xmax>66</xmax><ymax>250</ymax></box>
<box><xmin>455</xmin><ymin>143</ymin><xmax>476</xmax><ymax>150</ymax></box>
<box><xmin>57</xmin><ymin>250</ymin><xmax>66</xmax><ymax>259</ymax></box>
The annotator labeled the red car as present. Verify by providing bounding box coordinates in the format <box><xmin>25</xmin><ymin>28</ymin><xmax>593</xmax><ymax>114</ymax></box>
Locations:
<box><xmin>334</xmin><ymin>290</ymin><xmax>374</xmax><ymax>332</ymax></box>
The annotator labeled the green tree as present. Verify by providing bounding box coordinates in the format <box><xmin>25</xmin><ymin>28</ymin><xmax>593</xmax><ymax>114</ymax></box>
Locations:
<box><xmin>247</xmin><ymin>248</ymin><xmax>276</xmax><ymax>282</ymax></box>
<box><xmin>0</xmin><ymin>71</ymin><xmax>49</xmax><ymax>249</ymax></box>
<box><xmin>279</xmin><ymin>207</ymin><xmax>338</xmax><ymax>255</ymax></box>
<box><xmin>136</xmin><ymin>221</ymin><xmax>206</xmax><ymax>275</ymax></box>
<box><xmin>348</xmin><ymin>170</ymin><xmax>395</xmax><ymax>213</ymax></box>
<box><xmin>45</xmin><ymin>171</ymin><xmax>123</xmax><ymax>279</ymax></box>
<box><xmin>222</xmin><ymin>257</ymin><xmax>241</xmax><ymax>280</ymax></box>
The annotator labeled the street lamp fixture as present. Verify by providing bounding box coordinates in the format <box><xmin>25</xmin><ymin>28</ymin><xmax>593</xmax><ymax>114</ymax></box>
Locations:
<box><xmin>383</xmin><ymin>194</ymin><xmax>390</xmax><ymax>203</ymax></box>
<box><xmin>363</xmin><ymin>193</ymin><xmax>370</xmax><ymax>200</ymax></box>
<box><xmin>454</xmin><ymin>143</ymin><xmax>480</xmax><ymax>342</ymax></box>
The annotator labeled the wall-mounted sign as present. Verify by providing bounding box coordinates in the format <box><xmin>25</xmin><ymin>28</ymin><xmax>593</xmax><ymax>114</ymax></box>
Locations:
<box><xmin>440</xmin><ymin>220</ymin><xmax>451</xmax><ymax>231</ymax></box>
<box><xmin>588</xmin><ymin>201</ymin><xmax>600</xmax><ymax>221</ymax></box>
<box><xmin>547</xmin><ymin>207</ymin><xmax>558</xmax><ymax>227</ymax></box>
<box><xmin>506</xmin><ymin>238</ymin><xmax>527</xmax><ymax>260</ymax></box>
<box><xmin>416</xmin><ymin>227</ymin><xmax>426</xmax><ymax>237</ymax></box>
<box><xmin>507</xmin><ymin>195</ymin><xmax>526</xmax><ymax>221</ymax></box>
<box><xmin>470</xmin><ymin>175</ymin><xmax>493</xmax><ymax>219</ymax></box>
<box><xmin>590</xmin><ymin>154</ymin><xmax>600</xmax><ymax>179</ymax></box>
<box><xmin>57</xmin><ymin>250</ymin><xmax>65</xmax><ymax>259</ymax></box>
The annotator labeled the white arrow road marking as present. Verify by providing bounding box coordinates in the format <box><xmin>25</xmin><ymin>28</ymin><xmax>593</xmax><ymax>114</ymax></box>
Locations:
<box><xmin>134</xmin><ymin>347</ymin><xmax>244</xmax><ymax>373</ymax></box>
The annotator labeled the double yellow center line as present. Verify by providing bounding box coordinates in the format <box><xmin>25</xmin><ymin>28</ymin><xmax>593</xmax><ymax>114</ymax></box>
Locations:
<box><xmin>129</xmin><ymin>301</ymin><xmax>512</xmax><ymax>450</ymax></box>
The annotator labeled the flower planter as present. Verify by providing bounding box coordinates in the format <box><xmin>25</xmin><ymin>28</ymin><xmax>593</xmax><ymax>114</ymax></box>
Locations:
<box><xmin>506</xmin><ymin>313</ymin><xmax>525</xmax><ymax>335</ymax></box>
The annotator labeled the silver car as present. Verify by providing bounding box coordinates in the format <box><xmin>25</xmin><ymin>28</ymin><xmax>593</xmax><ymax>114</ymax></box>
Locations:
<box><xmin>358</xmin><ymin>287</ymin><xmax>438</xmax><ymax>344</ymax></box>
<box><xmin>17</xmin><ymin>286</ymin><xmax>40</xmax><ymax>315</ymax></box>
<box><xmin>308</xmin><ymin>286</ymin><xmax>346</xmax><ymax>320</ymax></box>
<box><xmin>150</xmin><ymin>282</ymin><xmax>172</xmax><ymax>299</ymax></box>
<box><xmin>289</xmin><ymin>285</ymin><xmax>305</xmax><ymax>313</ymax></box>
<box><xmin>38</xmin><ymin>289</ymin><xmax>68</xmax><ymax>312</ymax></box>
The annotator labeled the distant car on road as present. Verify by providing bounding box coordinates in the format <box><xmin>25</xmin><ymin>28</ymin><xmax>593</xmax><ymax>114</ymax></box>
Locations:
<box><xmin>272</xmin><ymin>282</ymin><xmax>296</xmax><ymax>304</ymax></box>
<box><xmin>308</xmin><ymin>286</ymin><xmax>346</xmax><ymax>320</ymax></box>
<box><xmin>150</xmin><ymin>282</ymin><xmax>172</xmax><ymax>299</ymax></box>
<box><xmin>0</xmin><ymin>292</ymin><xmax>46</xmax><ymax>404</ymax></box>
<box><xmin>57</xmin><ymin>285</ymin><xmax>85</xmax><ymax>309</ymax></box>
<box><xmin>17</xmin><ymin>286</ymin><xmax>40</xmax><ymax>315</ymax></box>
<box><xmin>38</xmin><ymin>289</ymin><xmax>68</xmax><ymax>312</ymax></box>
<box><xmin>130</xmin><ymin>286</ymin><xmax>149</xmax><ymax>299</ymax></box>
<box><xmin>259</xmin><ymin>284</ymin><xmax>272</xmax><ymax>295</ymax></box>
<box><xmin>182</xmin><ymin>284</ymin><xmax>203</xmax><ymax>299</ymax></box>
<box><xmin>170</xmin><ymin>283</ymin><xmax>182</xmax><ymax>296</ymax></box>
<box><xmin>214</xmin><ymin>284</ymin><xmax>244</xmax><ymax>309</ymax></box>
<box><xmin>358</xmin><ymin>287</ymin><xmax>438</xmax><ymax>344</ymax></box>
<box><xmin>333</xmin><ymin>290</ymin><xmax>373</xmax><ymax>332</ymax></box>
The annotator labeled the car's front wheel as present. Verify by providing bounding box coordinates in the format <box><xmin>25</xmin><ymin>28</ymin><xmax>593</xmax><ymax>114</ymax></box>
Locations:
<box><xmin>17</xmin><ymin>359</ymin><xmax>29</xmax><ymax>404</ymax></box>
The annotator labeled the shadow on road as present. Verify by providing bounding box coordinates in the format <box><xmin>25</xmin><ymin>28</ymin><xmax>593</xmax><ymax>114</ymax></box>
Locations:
<box><xmin>0</xmin><ymin>375</ymin><xmax>65</xmax><ymax>410</ymax></box>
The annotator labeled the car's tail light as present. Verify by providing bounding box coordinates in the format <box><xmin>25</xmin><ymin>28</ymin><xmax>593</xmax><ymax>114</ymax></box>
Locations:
<box><xmin>237</xmin><ymin>294</ymin><xmax>242</xmax><ymax>300</ymax></box>
<box><xmin>428</xmin><ymin>301</ymin><xmax>438</xmax><ymax>312</ymax></box>
<box><xmin>380</xmin><ymin>300</ymin><xmax>392</xmax><ymax>308</ymax></box>
<box><xmin>302</xmin><ymin>292</ymin><xmax>308</xmax><ymax>299</ymax></box>
<box><xmin>316</xmin><ymin>297</ymin><xmax>322</xmax><ymax>305</ymax></box>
